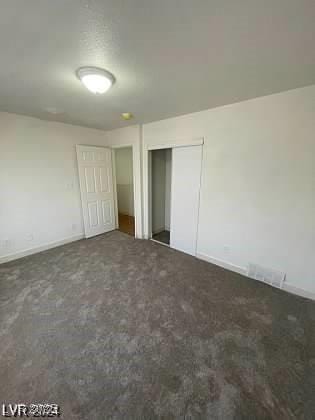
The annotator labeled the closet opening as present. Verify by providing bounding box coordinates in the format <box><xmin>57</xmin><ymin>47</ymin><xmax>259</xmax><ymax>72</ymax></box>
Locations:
<box><xmin>147</xmin><ymin>142</ymin><xmax>203</xmax><ymax>256</ymax></box>
<box><xmin>150</xmin><ymin>148</ymin><xmax>172</xmax><ymax>245</ymax></box>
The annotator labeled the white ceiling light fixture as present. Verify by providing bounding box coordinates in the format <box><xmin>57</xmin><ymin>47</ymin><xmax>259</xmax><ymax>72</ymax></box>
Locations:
<box><xmin>76</xmin><ymin>67</ymin><xmax>115</xmax><ymax>94</ymax></box>
<box><xmin>121</xmin><ymin>112</ymin><xmax>133</xmax><ymax>120</ymax></box>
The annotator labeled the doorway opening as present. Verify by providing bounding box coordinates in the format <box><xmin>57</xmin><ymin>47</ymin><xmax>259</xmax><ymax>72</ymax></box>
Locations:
<box><xmin>151</xmin><ymin>148</ymin><xmax>172</xmax><ymax>245</ymax></box>
<box><xmin>114</xmin><ymin>147</ymin><xmax>135</xmax><ymax>236</ymax></box>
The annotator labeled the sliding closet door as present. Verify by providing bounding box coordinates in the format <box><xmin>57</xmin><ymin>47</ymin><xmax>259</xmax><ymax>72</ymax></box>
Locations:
<box><xmin>170</xmin><ymin>145</ymin><xmax>202</xmax><ymax>256</ymax></box>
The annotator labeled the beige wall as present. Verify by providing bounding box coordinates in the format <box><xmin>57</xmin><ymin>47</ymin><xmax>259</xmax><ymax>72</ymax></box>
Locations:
<box><xmin>115</xmin><ymin>147</ymin><xmax>134</xmax><ymax>217</ymax></box>
<box><xmin>151</xmin><ymin>149</ymin><xmax>166</xmax><ymax>233</ymax></box>
<box><xmin>0</xmin><ymin>113</ymin><xmax>142</xmax><ymax>262</ymax></box>
<box><xmin>143</xmin><ymin>85</ymin><xmax>315</xmax><ymax>297</ymax></box>
<box><xmin>151</xmin><ymin>148</ymin><xmax>172</xmax><ymax>234</ymax></box>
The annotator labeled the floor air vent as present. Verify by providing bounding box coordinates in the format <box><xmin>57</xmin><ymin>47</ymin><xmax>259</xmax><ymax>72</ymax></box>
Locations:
<box><xmin>247</xmin><ymin>263</ymin><xmax>286</xmax><ymax>289</ymax></box>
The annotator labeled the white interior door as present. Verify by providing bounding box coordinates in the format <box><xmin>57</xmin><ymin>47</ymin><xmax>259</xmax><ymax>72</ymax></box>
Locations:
<box><xmin>76</xmin><ymin>145</ymin><xmax>115</xmax><ymax>238</ymax></box>
<box><xmin>170</xmin><ymin>145</ymin><xmax>202</xmax><ymax>256</ymax></box>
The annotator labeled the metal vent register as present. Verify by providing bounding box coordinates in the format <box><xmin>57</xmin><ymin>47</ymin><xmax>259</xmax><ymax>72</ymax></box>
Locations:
<box><xmin>247</xmin><ymin>263</ymin><xmax>286</xmax><ymax>289</ymax></box>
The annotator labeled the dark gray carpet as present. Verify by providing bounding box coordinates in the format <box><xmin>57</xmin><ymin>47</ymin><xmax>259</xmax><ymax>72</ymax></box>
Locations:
<box><xmin>0</xmin><ymin>231</ymin><xmax>314</xmax><ymax>419</ymax></box>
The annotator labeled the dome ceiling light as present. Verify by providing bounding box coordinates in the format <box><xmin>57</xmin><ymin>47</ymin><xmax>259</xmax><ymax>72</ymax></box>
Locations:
<box><xmin>76</xmin><ymin>67</ymin><xmax>115</xmax><ymax>94</ymax></box>
<box><xmin>121</xmin><ymin>112</ymin><xmax>134</xmax><ymax>121</ymax></box>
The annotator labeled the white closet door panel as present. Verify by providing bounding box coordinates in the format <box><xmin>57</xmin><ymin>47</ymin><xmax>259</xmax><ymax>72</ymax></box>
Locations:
<box><xmin>170</xmin><ymin>145</ymin><xmax>202</xmax><ymax>256</ymax></box>
<box><xmin>77</xmin><ymin>145</ymin><xmax>115</xmax><ymax>238</ymax></box>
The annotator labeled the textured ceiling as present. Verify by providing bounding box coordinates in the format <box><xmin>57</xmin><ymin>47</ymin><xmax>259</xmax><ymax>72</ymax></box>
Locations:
<box><xmin>1</xmin><ymin>0</ymin><xmax>315</xmax><ymax>130</ymax></box>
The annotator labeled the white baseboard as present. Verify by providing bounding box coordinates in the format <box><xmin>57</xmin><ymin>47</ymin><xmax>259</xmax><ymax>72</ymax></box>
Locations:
<box><xmin>196</xmin><ymin>252</ymin><xmax>247</xmax><ymax>276</ymax></box>
<box><xmin>150</xmin><ymin>238</ymin><xmax>170</xmax><ymax>248</ymax></box>
<box><xmin>118</xmin><ymin>212</ymin><xmax>134</xmax><ymax>217</ymax></box>
<box><xmin>0</xmin><ymin>234</ymin><xmax>84</xmax><ymax>264</ymax></box>
<box><xmin>283</xmin><ymin>283</ymin><xmax>315</xmax><ymax>301</ymax></box>
<box><xmin>196</xmin><ymin>252</ymin><xmax>315</xmax><ymax>301</ymax></box>
<box><xmin>152</xmin><ymin>227</ymin><xmax>167</xmax><ymax>235</ymax></box>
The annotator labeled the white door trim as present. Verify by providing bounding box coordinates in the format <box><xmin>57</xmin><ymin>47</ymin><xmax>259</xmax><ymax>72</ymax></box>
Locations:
<box><xmin>111</xmin><ymin>149</ymin><xmax>119</xmax><ymax>230</ymax></box>
<box><xmin>145</xmin><ymin>137</ymin><xmax>204</xmax><ymax>151</ymax></box>
<box><xmin>143</xmin><ymin>137</ymin><xmax>204</xmax><ymax>239</ymax></box>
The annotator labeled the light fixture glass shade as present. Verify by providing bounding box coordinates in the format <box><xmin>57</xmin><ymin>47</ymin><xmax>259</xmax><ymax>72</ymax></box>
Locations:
<box><xmin>76</xmin><ymin>67</ymin><xmax>115</xmax><ymax>94</ymax></box>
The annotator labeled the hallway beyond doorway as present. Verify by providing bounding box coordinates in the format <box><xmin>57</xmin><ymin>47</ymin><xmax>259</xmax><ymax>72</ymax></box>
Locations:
<box><xmin>118</xmin><ymin>213</ymin><xmax>135</xmax><ymax>236</ymax></box>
